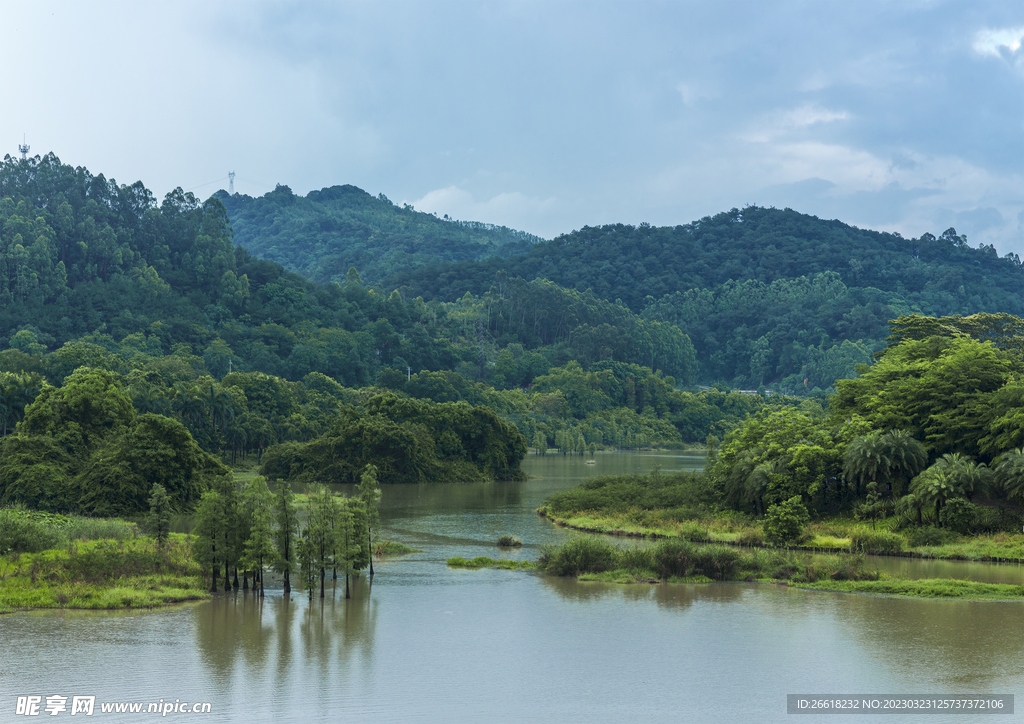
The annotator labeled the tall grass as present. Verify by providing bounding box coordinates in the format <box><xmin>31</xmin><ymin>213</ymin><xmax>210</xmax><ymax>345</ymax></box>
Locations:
<box><xmin>0</xmin><ymin>508</ymin><xmax>138</xmax><ymax>555</ymax></box>
<box><xmin>538</xmin><ymin>535</ymin><xmax>878</xmax><ymax>584</ymax></box>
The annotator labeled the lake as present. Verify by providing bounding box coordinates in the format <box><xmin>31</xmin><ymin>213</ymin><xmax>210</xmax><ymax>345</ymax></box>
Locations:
<box><xmin>2</xmin><ymin>451</ymin><xmax>1022</xmax><ymax>723</ymax></box>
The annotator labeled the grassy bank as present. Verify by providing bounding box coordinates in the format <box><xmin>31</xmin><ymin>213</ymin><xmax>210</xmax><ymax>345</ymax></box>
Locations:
<box><xmin>534</xmin><ymin>535</ymin><xmax>1024</xmax><ymax>599</ymax></box>
<box><xmin>792</xmin><ymin>578</ymin><xmax>1024</xmax><ymax>600</ymax></box>
<box><xmin>447</xmin><ymin>556</ymin><xmax>535</xmax><ymax>571</ymax></box>
<box><xmin>375</xmin><ymin>540</ymin><xmax>420</xmax><ymax>556</ymax></box>
<box><xmin>0</xmin><ymin>534</ymin><xmax>209</xmax><ymax>614</ymax></box>
<box><xmin>539</xmin><ymin>506</ymin><xmax>1024</xmax><ymax>563</ymax></box>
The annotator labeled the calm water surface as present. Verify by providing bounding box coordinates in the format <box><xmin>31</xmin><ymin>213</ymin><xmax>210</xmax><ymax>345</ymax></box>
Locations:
<box><xmin>2</xmin><ymin>452</ymin><xmax>1023</xmax><ymax>723</ymax></box>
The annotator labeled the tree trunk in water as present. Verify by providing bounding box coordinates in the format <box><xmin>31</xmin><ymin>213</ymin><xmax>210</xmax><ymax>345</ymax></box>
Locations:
<box><xmin>369</xmin><ymin>531</ymin><xmax>375</xmax><ymax>577</ymax></box>
<box><xmin>283</xmin><ymin>569</ymin><xmax>290</xmax><ymax>594</ymax></box>
<box><xmin>242</xmin><ymin>571</ymin><xmax>249</xmax><ymax>591</ymax></box>
<box><xmin>345</xmin><ymin>571</ymin><xmax>350</xmax><ymax>599</ymax></box>
<box><xmin>232</xmin><ymin>567</ymin><xmax>239</xmax><ymax>590</ymax></box>
<box><xmin>320</xmin><ymin>568</ymin><xmax>325</xmax><ymax>598</ymax></box>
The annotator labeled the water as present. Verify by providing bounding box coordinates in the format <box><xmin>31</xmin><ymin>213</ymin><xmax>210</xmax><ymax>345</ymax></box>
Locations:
<box><xmin>2</xmin><ymin>452</ymin><xmax>1023</xmax><ymax>723</ymax></box>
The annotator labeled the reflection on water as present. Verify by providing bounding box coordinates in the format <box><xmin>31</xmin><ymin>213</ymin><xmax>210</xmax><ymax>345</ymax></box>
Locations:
<box><xmin>2</xmin><ymin>451</ymin><xmax>1023</xmax><ymax>724</ymax></box>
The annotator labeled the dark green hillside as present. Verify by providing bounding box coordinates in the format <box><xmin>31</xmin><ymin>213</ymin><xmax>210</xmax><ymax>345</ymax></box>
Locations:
<box><xmin>391</xmin><ymin>207</ymin><xmax>1022</xmax><ymax>311</ymax></box>
<box><xmin>388</xmin><ymin>207</ymin><xmax>1024</xmax><ymax>390</ymax></box>
<box><xmin>216</xmin><ymin>184</ymin><xmax>543</xmax><ymax>286</ymax></box>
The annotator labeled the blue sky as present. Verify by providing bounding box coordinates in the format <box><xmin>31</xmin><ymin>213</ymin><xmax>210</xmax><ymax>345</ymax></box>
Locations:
<box><xmin>3</xmin><ymin>1</ymin><xmax>1022</xmax><ymax>252</ymax></box>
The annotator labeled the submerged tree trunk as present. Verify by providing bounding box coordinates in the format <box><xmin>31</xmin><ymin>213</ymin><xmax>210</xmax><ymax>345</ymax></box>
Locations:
<box><xmin>368</xmin><ymin>531</ymin><xmax>375</xmax><ymax>577</ymax></box>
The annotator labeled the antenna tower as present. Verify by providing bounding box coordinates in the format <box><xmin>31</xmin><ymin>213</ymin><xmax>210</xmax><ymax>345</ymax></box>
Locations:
<box><xmin>229</xmin><ymin>171</ymin><xmax>235</xmax><ymax>195</ymax></box>
<box><xmin>18</xmin><ymin>135</ymin><xmax>30</xmax><ymax>161</ymax></box>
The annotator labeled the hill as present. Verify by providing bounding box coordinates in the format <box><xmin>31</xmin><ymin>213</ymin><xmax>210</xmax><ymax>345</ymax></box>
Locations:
<box><xmin>215</xmin><ymin>184</ymin><xmax>543</xmax><ymax>286</ymax></box>
<box><xmin>385</xmin><ymin>207</ymin><xmax>1024</xmax><ymax>390</ymax></box>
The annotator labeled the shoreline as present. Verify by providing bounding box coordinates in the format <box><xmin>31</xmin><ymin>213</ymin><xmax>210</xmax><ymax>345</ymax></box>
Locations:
<box><xmin>538</xmin><ymin>508</ymin><xmax>1024</xmax><ymax>565</ymax></box>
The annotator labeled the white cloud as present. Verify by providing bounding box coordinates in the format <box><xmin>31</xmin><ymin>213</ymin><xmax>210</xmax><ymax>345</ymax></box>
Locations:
<box><xmin>973</xmin><ymin>26</ymin><xmax>1024</xmax><ymax>57</ymax></box>
<box><xmin>410</xmin><ymin>186</ymin><xmax>558</xmax><ymax>235</ymax></box>
<box><xmin>742</xmin><ymin>104</ymin><xmax>849</xmax><ymax>143</ymax></box>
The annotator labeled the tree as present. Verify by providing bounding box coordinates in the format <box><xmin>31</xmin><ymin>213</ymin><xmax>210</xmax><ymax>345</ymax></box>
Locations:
<box><xmin>241</xmin><ymin>478</ymin><xmax>275</xmax><ymax>597</ymax></box>
<box><xmin>273</xmin><ymin>480</ymin><xmax>298</xmax><ymax>594</ymax></box>
<box><xmin>146</xmin><ymin>483</ymin><xmax>172</xmax><ymax>550</ymax></box>
<box><xmin>911</xmin><ymin>454</ymin><xmax>992</xmax><ymax>524</ymax></box>
<box><xmin>193</xmin><ymin>490</ymin><xmax>225</xmax><ymax>592</ymax></box>
<box><xmin>357</xmin><ymin>464</ymin><xmax>382</xmax><ymax>577</ymax></box>
<box><xmin>763</xmin><ymin>496</ymin><xmax>809</xmax><ymax>545</ymax></box>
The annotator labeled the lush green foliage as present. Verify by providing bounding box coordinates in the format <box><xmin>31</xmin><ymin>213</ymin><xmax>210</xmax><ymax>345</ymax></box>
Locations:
<box><xmin>762</xmin><ymin>496</ymin><xmax>810</xmax><ymax>545</ymax></box>
<box><xmin>392</xmin><ymin>208</ymin><xmax>1024</xmax><ymax>389</ymax></box>
<box><xmin>218</xmin><ymin>184</ymin><xmax>543</xmax><ymax>287</ymax></box>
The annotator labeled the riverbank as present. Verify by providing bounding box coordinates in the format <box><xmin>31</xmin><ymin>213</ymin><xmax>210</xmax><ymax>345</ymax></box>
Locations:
<box><xmin>0</xmin><ymin>535</ymin><xmax>209</xmax><ymax>614</ymax></box>
<box><xmin>538</xmin><ymin>507</ymin><xmax>1024</xmax><ymax>564</ymax></box>
<box><xmin>529</xmin><ymin>535</ymin><xmax>1024</xmax><ymax>600</ymax></box>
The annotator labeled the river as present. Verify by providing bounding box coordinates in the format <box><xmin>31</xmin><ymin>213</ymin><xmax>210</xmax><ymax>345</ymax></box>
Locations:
<box><xmin>2</xmin><ymin>452</ymin><xmax>1022</xmax><ymax>723</ymax></box>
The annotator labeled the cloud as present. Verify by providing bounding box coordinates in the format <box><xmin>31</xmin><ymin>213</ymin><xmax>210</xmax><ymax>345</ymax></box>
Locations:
<box><xmin>410</xmin><ymin>186</ymin><xmax>558</xmax><ymax>236</ymax></box>
<box><xmin>973</xmin><ymin>26</ymin><xmax>1024</xmax><ymax>57</ymax></box>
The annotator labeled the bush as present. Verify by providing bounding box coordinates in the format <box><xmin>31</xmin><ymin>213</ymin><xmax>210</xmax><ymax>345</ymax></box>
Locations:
<box><xmin>651</xmin><ymin>539</ymin><xmax>697</xmax><ymax>578</ymax></box>
<box><xmin>736</xmin><ymin>528</ymin><xmax>765</xmax><ymax>546</ymax></box>
<box><xmin>538</xmin><ymin>536</ymin><xmax>617</xmax><ymax>576</ymax></box>
<box><xmin>906</xmin><ymin>526</ymin><xmax>958</xmax><ymax>547</ymax></box>
<box><xmin>763</xmin><ymin>496</ymin><xmax>810</xmax><ymax>546</ymax></box>
<box><xmin>939</xmin><ymin>497</ymin><xmax>976</xmax><ymax>535</ymax></box>
<box><xmin>0</xmin><ymin>509</ymin><xmax>66</xmax><ymax>553</ymax></box>
<box><xmin>690</xmin><ymin>545</ymin><xmax>740</xmax><ymax>581</ymax></box>
<box><xmin>496</xmin><ymin>535</ymin><xmax>522</xmax><ymax>547</ymax></box>
<box><xmin>849</xmin><ymin>529</ymin><xmax>904</xmax><ymax>553</ymax></box>
<box><xmin>678</xmin><ymin>522</ymin><xmax>710</xmax><ymax>542</ymax></box>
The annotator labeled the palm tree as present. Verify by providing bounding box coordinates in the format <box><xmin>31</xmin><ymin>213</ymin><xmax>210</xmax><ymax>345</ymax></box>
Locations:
<box><xmin>911</xmin><ymin>453</ymin><xmax>992</xmax><ymax>523</ymax></box>
<box><xmin>844</xmin><ymin>429</ymin><xmax>927</xmax><ymax>498</ymax></box>
<box><xmin>880</xmin><ymin>429</ymin><xmax>927</xmax><ymax>497</ymax></box>
<box><xmin>993</xmin><ymin>448</ymin><xmax>1024</xmax><ymax>503</ymax></box>
<box><xmin>895</xmin><ymin>492</ymin><xmax>927</xmax><ymax>527</ymax></box>
<box><xmin>843</xmin><ymin>432</ymin><xmax>888</xmax><ymax>497</ymax></box>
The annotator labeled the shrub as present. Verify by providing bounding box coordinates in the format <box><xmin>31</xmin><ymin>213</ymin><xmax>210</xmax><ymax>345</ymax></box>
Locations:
<box><xmin>763</xmin><ymin>496</ymin><xmax>810</xmax><ymax>546</ymax></box>
<box><xmin>849</xmin><ymin>529</ymin><xmax>904</xmax><ymax>553</ymax></box>
<box><xmin>651</xmin><ymin>539</ymin><xmax>697</xmax><ymax>578</ymax></box>
<box><xmin>616</xmin><ymin>546</ymin><xmax>655</xmax><ymax>572</ymax></box>
<box><xmin>0</xmin><ymin>509</ymin><xmax>66</xmax><ymax>553</ymax></box>
<box><xmin>496</xmin><ymin>535</ymin><xmax>522</xmax><ymax>547</ymax></box>
<box><xmin>939</xmin><ymin>497</ymin><xmax>976</xmax><ymax>535</ymax></box>
<box><xmin>736</xmin><ymin>528</ymin><xmax>765</xmax><ymax>547</ymax></box>
<box><xmin>538</xmin><ymin>536</ymin><xmax>616</xmax><ymax>576</ymax></box>
<box><xmin>690</xmin><ymin>545</ymin><xmax>739</xmax><ymax>581</ymax></box>
<box><xmin>906</xmin><ymin>526</ymin><xmax>958</xmax><ymax>547</ymax></box>
<box><xmin>678</xmin><ymin>522</ymin><xmax>710</xmax><ymax>542</ymax></box>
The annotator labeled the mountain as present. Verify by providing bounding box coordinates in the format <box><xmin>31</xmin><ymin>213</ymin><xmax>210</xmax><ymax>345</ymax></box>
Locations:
<box><xmin>384</xmin><ymin>207</ymin><xmax>1024</xmax><ymax>390</ymax></box>
<box><xmin>215</xmin><ymin>184</ymin><xmax>544</xmax><ymax>286</ymax></box>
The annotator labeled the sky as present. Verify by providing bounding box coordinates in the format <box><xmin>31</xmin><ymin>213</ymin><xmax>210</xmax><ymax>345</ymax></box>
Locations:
<box><xmin>3</xmin><ymin>1</ymin><xmax>1022</xmax><ymax>253</ymax></box>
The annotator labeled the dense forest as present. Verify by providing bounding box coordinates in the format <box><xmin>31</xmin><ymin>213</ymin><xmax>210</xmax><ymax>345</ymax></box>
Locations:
<box><xmin>708</xmin><ymin>313</ymin><xmax>1024</xmax><ymax>535</ymax></box>
<box><xmin>6</xmin><ymin>152</ymin><xmax>1024</xmax><ymax>525</ymax></box>
<box><xmin>217</xmin><ymin>184</ymin><xmax>544</xmax><ymax>287</ymax></box>
<box><xmin>382</xmin><ymin>208</ymin><xmax>1024</xmax><ymax>390</ymax></box>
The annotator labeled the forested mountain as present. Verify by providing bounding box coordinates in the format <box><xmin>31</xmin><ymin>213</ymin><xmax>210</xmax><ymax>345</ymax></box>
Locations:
<box><xmin>385</xmin><ymin>207</ymin><xmax>1024</xmax><ymax>390</ymax></box>
<box><xmin>216</xmin><ymin>184</ymin><xmax>544</xmax><ymax>287</ymax></box>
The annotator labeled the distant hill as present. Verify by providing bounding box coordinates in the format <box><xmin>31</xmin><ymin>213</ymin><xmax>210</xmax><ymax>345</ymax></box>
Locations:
<box><xmin>385</xmin><ymin>206</ymin><xmax>1024</xmax><ymax>390</ymax></box>
<box><xmin>215</xmin><ymin>184</ymin><xmax>544</xmax><ymax>286</ymax></box>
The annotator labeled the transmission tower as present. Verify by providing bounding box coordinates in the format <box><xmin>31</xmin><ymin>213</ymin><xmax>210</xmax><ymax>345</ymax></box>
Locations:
<box><xmin>229</xmin><ymin>171</ymin><xmax>235</xmax><ymax>194</ymax></box>
<box><xmin>18</xmin><ymin>135</ymin><xmax>30</xmax><ymax>161</ymax></box>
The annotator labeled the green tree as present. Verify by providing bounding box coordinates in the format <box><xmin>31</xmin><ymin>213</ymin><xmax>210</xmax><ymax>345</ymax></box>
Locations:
<box><xmin>763</xmin><ymin>495</ymin><xmax>810</xmax><ymax>545</ymax></box>
<box><xmin>241</xmin><ymin>477</ymin><xmax>275</xmax><ymax>597</ymax></box>
<box><xmin>146</xmin><ymin>483</ymin><xmax>172</xmax><ymax>550</ymax></box>
<box><xmin>273</xmin><ymin>480</ymin><xmax>298</xmax><ymax>593</ymax></box>
<box><xmin>357</xmin><ymin>464</ymin><xmax>382</xmax><ymax>577</ymax></box>
<box><xmin>193</xmin><ymin>490</ymin><xmax>225</xmax><ymax>592</ymax></box>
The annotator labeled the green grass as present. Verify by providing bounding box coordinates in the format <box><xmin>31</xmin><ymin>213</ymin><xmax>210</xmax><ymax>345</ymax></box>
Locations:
<box><xmin>0</xmin><ymin>534</ymin><xmax>209</xmax><ymax>613</ymax></box>
<box><xmin>792</xmin><ymin>578</ymin><xmax>1024</xmax><ymax>600</ymax></box>
<box><xmin>578</xmin><ymin>570</ymin><xmax>713</xmax><ymax>584</ymax></box>
<box><xmin>374</xmin><ymin>540</ymin><xmax>420</xmax><ymax>556</ymax></box>
<box><xmin>447</xmin><ymin>556</ymin><xmax>535</xmax><ymax>571</ymax></box>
